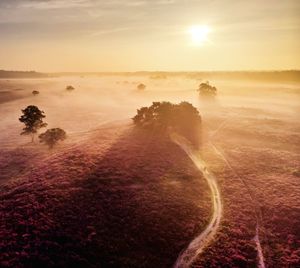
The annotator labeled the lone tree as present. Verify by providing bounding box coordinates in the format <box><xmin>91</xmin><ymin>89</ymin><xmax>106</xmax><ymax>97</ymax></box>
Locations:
<box><xmin>19</xmin><ymin>105</ymin><xmax>47</xmax><ymax>142</ymax></box>
<box><xmin>133</xmin><ymin>101</ymin><xmax>201</xmax><ymax>146</ymax></box>
<box><xmin>66</xmin><ymin>85</ymin><xmax>75</xmax><ymax>91</ymax></box>
<box><xmin>198</xmin><ymin>81</ymin><xmax>217</xmax><ymax>96</ymax></box>
<box><xmin>39</xmin><ymin>128</ymin><xmax>66</xmax><ymax>149</ymax></box>
<box><xmin>32</xmin><ymin>90</ymin><xmax>39</xmax><ymax>95</ymax></box>
<box><xmin>137</xmin><ymin>83</ymin><xmax>146</xmax><ymax>91</ymax></box>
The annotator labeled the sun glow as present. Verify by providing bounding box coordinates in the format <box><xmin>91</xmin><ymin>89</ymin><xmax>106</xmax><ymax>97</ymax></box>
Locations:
<box><xmin>188</xmin><ymin>25</ymin><xmax>211</xmax><ymax>45</ymax></box>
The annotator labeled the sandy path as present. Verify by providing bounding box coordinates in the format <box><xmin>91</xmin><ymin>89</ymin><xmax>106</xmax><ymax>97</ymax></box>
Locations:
<box><xmin>170</xmin><ymin>132</ymin><xmax>222</xmax><ymax>268</ymax></box>
<box><xmin>254</xmin><ymin>224</ymin><xmax>266</xmax><ymax>268</ymax></box>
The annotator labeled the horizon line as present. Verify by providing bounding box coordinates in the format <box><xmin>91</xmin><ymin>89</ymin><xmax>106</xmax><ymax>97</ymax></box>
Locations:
<box><xmin>1</xmin><ymin>69</ymin><xmax>300</xmax><ymax>73</ymax></box>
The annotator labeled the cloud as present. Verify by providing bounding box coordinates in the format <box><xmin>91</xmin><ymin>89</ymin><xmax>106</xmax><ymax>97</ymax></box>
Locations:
<box><xmin>0</xmin><ymin>0</ymin><xmax>176</xmax><ymax>10</ymax></box>
<box><xmin>89</xmin><ymin>27</ymin><xmax>131</xmax><ymax>37</ymax></box>
<box><xmin>0</xmin><ymin>0</ymin><xmax>298</xmax><ymax>43</ymax></box>
<box><xmin>19</xmin><ymin>0</ymin><xmax>93</xmax><ymax>9</ymax></box>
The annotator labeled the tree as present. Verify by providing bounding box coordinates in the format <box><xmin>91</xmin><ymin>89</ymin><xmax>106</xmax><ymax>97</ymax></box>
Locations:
<box><xmin>198</xmin><ymin>81</ymin><xmax>217</xmax><ymax>96</ymax></box>
<box><xmin>19</xmin><ymin>105</ymin><xmax>47</xmax><ymax>142</ymax></box>
<box><xmin>39</xmin><ymin>128</ymin><xmax>66</xmax><ymax>149</ymax></box>
<box><xmin>66</xmin><ymin>85</ymin><xmax>75</xmax><ymax>91</ymax></box>
<box><xmin>32</xmin><ymin>90</ymin><xmax>39</xmax><ymax>95</ymax></box>
<box><xmin>137</xmin><ymin>83</ymin><xmax>146</xmax><ymax>91</ymax></box>
<box><xmin>133</xmin><ymin>101</ymin><xmax>201</xmax><ymax>146</ymax></box>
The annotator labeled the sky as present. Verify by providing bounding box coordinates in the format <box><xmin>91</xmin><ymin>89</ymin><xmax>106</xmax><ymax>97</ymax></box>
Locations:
<box><xmin>0</xmin><ymin>0</ymin><xmax>299</xmax><ymax>72</ymax></box>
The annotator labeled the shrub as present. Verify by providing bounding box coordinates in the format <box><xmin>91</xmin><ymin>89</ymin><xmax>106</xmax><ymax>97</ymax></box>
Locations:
<box><xmin>32</xmin><ymin>90</ymin><xmax>39</xmax><ymax>95</ymax></box>
<box><xmin>39</xmin><ymin>128</ymin><xmax>67</xmax><ymax>149</ymax></box>
<box><xmin>137</xmin><ymin>83</ymin><xmax>146</xmax><ymax>91</ymax></box>
<box><xmin>66</xmin><ymin>85</ymin><xmax>75</xmax><ymax>91</ymax></box>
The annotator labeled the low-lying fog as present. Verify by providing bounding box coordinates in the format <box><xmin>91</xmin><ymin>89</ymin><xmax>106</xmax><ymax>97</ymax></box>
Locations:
<box><xmin>0</xmin><ymin>75</ymin><xmax>299</xmax><ymax>149</ymax></box>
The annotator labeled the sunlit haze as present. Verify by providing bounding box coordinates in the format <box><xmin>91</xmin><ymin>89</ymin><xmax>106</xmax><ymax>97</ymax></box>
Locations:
<box><xmin>188</xmin><ymin>25</ymin><xmax>211</xmax><ymax>46</ymax></box>
<box><xmin>0</xmin><ymin>1</ymin><xmax>300</xmax><ymax>267</ymax></box>
<box><xmin>0</xmin><ymin>0</ymin><xmax>299</xmax><ymax>71</ymax></box>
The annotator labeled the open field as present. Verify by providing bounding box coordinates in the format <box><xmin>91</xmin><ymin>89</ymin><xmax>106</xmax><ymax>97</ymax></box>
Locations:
<box><xmin>0</xmin><ymin>73</ymin><xmax>299</xmax><ymax>267</ymax></box>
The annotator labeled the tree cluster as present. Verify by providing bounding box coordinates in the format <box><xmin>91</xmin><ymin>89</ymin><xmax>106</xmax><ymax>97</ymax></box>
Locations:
<box><xmin>133</xmin><ymin>101</ymin><xmax>201</xmax><ymax>145</ymax></box>
<box><xmin>198</xmin><ymin>81</ymin><xmax>217</xmax><ymax>96</ymax></box>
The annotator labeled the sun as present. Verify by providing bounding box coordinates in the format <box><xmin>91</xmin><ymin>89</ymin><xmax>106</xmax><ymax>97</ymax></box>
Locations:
<box><xmin>188</xmin><ymin>25</ymin><xmax>211</xmax><ymax>45</ymax></box>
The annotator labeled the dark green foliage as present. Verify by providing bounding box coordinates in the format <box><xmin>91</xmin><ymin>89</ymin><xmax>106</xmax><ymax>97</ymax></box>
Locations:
<box><xmin>198</xmin><ymin>81</ymin><xmax>217</xmax><ymax>96</ymax></box>
<box><xmin>39</xmin><ymin>128</ymin><xmax>67</xmax><ymax>149</ymax></box>
<box><xmin>19</xmin><ymin>105</ymin><xmax>47</xmax><ymax>141</ymax></box>
<box><xmin>137</xmin><ymin>83</ymin><xmax>146</xmax><ymax>90</ymax></box>
<box><xmin>133</xmin><ymin>101</ymin><xmax>201</xmax><ymax>145</ymax></box>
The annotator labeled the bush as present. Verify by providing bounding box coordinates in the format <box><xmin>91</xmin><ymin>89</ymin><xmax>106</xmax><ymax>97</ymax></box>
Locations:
<box><xmin>66</xmin><ymin>85</ymin><xmax>75</xmax><ymax>91</ymax></box>
<box><xmin>133</xmin><ymin>101</ymin><xmax>201</xmax><ymax>146</ymax></box>
<box><xmin>32</xmin><ymin>90</ymin><xmax>39</xmax><ymax>95</ymax></box>
<box><xmin>39</xmin><ymin>128</ymin><xmax>67</xmax><ymax>149</ymax></box>
<box><xmin>198</xmin><ymin>81</ymin><xmax>217</xmax><ymax>96</ymax></box>
<box><xmin>137</xmin><ymin>83</ymin><xmax>146</xmax><ymax>91</ymax></box>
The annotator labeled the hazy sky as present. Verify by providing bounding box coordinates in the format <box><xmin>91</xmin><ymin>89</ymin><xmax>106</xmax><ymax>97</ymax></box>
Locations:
<box><xmin>0</xmin><ymin>0</ymin><xmax>299</xmax><ymax>72</ymax></box>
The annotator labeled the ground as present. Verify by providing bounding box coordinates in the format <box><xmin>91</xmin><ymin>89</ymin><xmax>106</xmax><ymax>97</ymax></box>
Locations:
<box><xmin>0</xmin><ymin>75</ymin><xmax>299</xmax><ymax>267</ymax></box>
<box><xmin>0</xmin><ymin>124</ymin><xmax>211</xmax><ymax>267</ymax></box>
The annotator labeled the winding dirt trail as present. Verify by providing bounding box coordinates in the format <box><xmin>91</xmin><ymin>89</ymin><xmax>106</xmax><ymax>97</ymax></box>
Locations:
<box><xmin>170</xmin><ymin>132</ymin><xmax>222</xmax><ymax>268</ymax></box>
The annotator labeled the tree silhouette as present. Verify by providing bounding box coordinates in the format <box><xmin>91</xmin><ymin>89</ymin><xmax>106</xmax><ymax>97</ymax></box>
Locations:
<box><xmin>137</xmin><ymin>83</ymin><xmax>146</xmax><ymax>91</ymax></box>
<box><xmin>19</xmin><ymin>105</ymin><xmax>47</xmax><ymax>142</ymax></box>
<box><xmin>133</xmin><ymin>101</ymin><xmax>201</xmax><ymax>145</ymax></box>
<box><xmin>198</xmin><ymin>81</ymin><xmax>217</xmax><ymax>96</ymax></box>
<box><xmin>66</xmin><ymin>85</ymin><xmax>75</xmax><ymax>91</ymax></box>
<box><xmin>39</xmin><ymin>128</ymin><xmax>66</xmax><ymax>149</ymax></box>
<box><xmin>32</xmin><ymin>90</ymin><xmax>39</xmax><ymax>95</ymax></box>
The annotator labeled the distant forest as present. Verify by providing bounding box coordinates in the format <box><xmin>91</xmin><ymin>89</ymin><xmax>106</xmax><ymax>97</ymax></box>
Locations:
<box><xmin>50</xmin><ymin>70</ymin><xmax>300</xmax><ymax>82</ymax></box>
<box><xmin>1</xmin><ymin>70</ymin><xmax>299</xmax><ymax>82</ymax></box>
<box><xmin>0</xmin><ymin>70</ymin><xmax>49</xmax><ymax>78</ymax></box>
<box><xmin>184</xmin><ymin>70</ymin><xmax>300</xmax><ymax>82</ymax></box>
